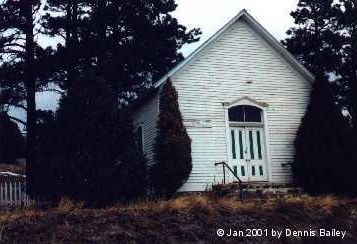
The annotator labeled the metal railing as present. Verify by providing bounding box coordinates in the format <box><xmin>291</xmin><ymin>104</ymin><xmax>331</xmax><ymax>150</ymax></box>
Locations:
<box><xmin>215</xmin><ymin>161</ymin><xmax>243</xmax><ymax>200</ymax></box>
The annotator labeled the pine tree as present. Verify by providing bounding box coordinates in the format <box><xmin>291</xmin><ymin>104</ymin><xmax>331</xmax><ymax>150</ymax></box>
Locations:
<box><xmin>42</xmin><ymin>0</ymin><xmax>90</xmax><ymax>89</ymax></box>
<box><xmin>283</xmin><ymin>0</ymin><xmax>343</xmax><ymax>75</ymax></box>
<box><xmin>49</xmin><ymin>71</ymin><xmax>147</xmax><ymax>204</ymax></box>
<box><xmin>293</xmin><ymin>72</ymin><xmax>355</xmax><ymax>195</ymax></box>
<box><xmin>54</xmin><ymin>71</ymin><xmax>122</xmax><ymax>204</ymax></box>
<box><xmin>151</xmin><ymin>79</ymin><xmax>192</xmax><ymax>197</ymax></box>
<box><xmin>337</xmin><ymin>0</ymin><xmax>357</xmax><ymax>132</ymax></box>
<box><xmin>0</xmin><ymin>0</ymin><xmax>42</xmax><ymax>195</ymax></box>
<box><xmin>42</xmin><ymin>0</ymin><xmax>201</xmax><ymax>102</ymax></box>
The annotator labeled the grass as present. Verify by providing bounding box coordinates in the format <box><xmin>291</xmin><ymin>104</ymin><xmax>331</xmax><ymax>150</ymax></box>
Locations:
<box><xmin>0</xmin><ymin>195</ymin><xmax>356</xmax><ymax>243</ymax></box>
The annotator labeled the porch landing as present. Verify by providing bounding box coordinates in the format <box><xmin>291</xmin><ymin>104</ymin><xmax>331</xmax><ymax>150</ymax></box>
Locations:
<box><xmin>211</xmin><ymin>182</ymin><xmax>302</xmax><ymax>200</ymax></box>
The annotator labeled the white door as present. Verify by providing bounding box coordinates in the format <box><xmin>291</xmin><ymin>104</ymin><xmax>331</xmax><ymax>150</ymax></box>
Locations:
<box><xmin>229</xmin><ymin>127</ymin><xmax>267</xmax><ymax>182</ymax></box>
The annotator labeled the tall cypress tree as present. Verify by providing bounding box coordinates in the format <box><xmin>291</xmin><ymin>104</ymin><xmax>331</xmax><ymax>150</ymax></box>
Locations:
<box><xmin>151</xmin><ymin>79</ymin><xmax>192</xmax><ymax>197</ymax></box>
<box><xmin>293</xmin><ymin>72</ymin><xmax>355</xmax><ymax>195</ymax></box>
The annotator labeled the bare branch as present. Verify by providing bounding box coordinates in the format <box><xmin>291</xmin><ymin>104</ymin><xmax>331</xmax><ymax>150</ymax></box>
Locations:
<box><xmin>5</xmin><ymin>103</ymin><xmax>27</xmax><ymax>111</ymax></box>
<box><xmin>8</xmin><ymin>116</ymin><xmax>26</xmax><ymax>126</ymax></box>
<box><xmin>2</xmin><ymin>43</ymin><xmax>25</xmax><ymax>49</ymax></box>
<box><xmin>42</xmin><ymin>88</ymin><xmax>66</xmax><ymax>96</ymax></box>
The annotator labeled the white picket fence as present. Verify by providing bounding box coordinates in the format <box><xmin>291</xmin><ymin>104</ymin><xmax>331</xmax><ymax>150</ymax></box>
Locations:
<box><xmin>0</xmin><ymin>181</ymin><xmax>33</xmax><ymax>207</ymax></box>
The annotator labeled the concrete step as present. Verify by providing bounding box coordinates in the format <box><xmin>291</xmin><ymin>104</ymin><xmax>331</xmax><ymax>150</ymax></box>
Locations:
<box><xmin>211</xmin><ymin>182</ymin><xmax>302</xmax><ymax>200</ymax></box>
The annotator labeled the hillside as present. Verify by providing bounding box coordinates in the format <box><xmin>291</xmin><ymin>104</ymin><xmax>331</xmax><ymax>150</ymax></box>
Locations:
<box><xmin>0</xmin><ymin>196</ymin><xmax>356</xmax><ymax>243</ymax></box>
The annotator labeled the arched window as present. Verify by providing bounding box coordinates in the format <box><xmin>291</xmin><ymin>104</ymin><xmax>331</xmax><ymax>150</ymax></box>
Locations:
<box><xmin>136</xmin><ymin>126</ymin><xmax>143</xmax><ymax>153</ymax></box>
<box><xmin>228</xmin><ymin>105</ymin><xmax>262</xmax><ymax>123</ymax></box>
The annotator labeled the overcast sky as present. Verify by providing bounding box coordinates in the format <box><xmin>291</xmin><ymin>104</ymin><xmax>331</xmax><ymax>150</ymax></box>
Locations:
<box><xmin>9</xmin><ymin>0</ymin><xmax>299</xmax><ymax>126</ymax></box>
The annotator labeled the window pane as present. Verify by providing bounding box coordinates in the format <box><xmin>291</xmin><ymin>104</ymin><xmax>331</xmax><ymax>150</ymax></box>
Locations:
<box><xmin>244</xmin><ymin>106</ymin><xmax>262</xmax><ymax>122</ymax></box>
<box><xmin>228</xmin><ymin>106</ymin><xmax>244</xmax><ymax>122</ymax></box>
<box><xmin>259</xmin><ymin>166</ymin><xmax>264</xmax><ymax>176</ymax></box>
<box><xmin>249</xmin><ymin>130</ymin><xmax>254</xmax><ymax>159</ymax></box>
<box><xmin>257</xmin><ymin>131</ymin><xmax>262</xmax><ymax>159</ymax></box>
<box><xmin>239</xmin><ymin>131</ymin><xmax>244</xmax><ymax>159</ymax></box>
<box><xmin>228</xmin><ymin>105</ymin><xmax>262</xmax><ymax>123</ymax></box>
<box><xmin>241</xmin><ymin>166</ymin><xmax>245</xmax><ymax>176</ymax></box>
<box><xmin>233</xmin><ymin>166</ymin><xmax>237</xmax><ymax>176</ymax></box>
<box><xmin>231</xmin><ymin>130</ymin><xmax>236</xmax><ymax>159</ymax></box>
<box><xmin>252</xmin><ymin>166</ymin><xmax>256</xmax><ymax>176</ymax></box>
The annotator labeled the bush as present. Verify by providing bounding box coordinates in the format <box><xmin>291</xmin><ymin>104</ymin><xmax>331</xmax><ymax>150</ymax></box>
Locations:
<box><xmin>151</xmin><ymin>79</ymin><xmax>192</xmax><ymax>197</ymax></box>
<box><xmin>293</xmin><ymin>72</ymin><xmax>356</xmax><ymax>196</ymax></box>
<box><xmin>0</xmin><ymin>112</ymin><xmax>25</xmax><ymax>164</ymax></box>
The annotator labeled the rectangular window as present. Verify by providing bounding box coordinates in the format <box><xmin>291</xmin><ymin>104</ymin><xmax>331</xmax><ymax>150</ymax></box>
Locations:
<box><xmin>231</xmin><ymin>130</ymin><xmax>236</xmax><ymax>159</ymax></box>
<box><xmin>249</xmin><ymin>130</ymin><xmax>254</xmax><ymax>159</ymax></box>
<box><xmin>252</xmin><ymin>166</ymin><xmax>256</xmax><ymax>176</ymax></box>
<box><xmin>241</xmin><ymin>166</ymin><xmax>245</xmax><ymax>176</ymax></box>
<box><xmin>257</xmin><ymin>131</ymin><xmax>262</xmax><ymax>159</ymax></box>
<box><xmin>259</xmin><ymin>166</ymin><xmax>264</xmax><ymax>176</ymax></box>
<box><xmin>233</xmin><ymin>166</ymin><xmax>237</xmax><ymax>176</ymax></box>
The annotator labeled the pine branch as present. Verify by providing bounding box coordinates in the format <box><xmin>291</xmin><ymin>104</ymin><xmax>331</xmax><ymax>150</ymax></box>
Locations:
<box><xmin>8</xmin><ymin>115</ymin><xmax>26</xmax><ymax>126</ymax></box>
<box><xmin>42</xmin><ymin>88</ymin><xmax>66</xmax><ymax>96</ymax></box>
<box><xmin>5</xmin><ymin>103</ymin><xmax>27</xmax><ymax>111</ymax></box>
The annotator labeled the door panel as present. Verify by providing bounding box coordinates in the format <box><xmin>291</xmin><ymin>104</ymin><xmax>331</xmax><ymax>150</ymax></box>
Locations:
<box><xmin>228</xmin><ymin>127</ymin><xmax>268</xmax><ymax>182</ymax></box>
<box><xmin>229</xmin><ymin>128</ymin><xmax>248</xmax><ymax>182</ymax></box>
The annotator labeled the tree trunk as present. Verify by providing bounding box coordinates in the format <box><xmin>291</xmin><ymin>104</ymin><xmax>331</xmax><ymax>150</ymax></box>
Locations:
<box><xmin>23</xmin><ymin>0</ymin><xmax>36</xmax><ymax>196</ymax></box>
<box><xmin>65</xmin><ymin>1</ymin><xmax>78</xmax><ymax>88</ymax></box>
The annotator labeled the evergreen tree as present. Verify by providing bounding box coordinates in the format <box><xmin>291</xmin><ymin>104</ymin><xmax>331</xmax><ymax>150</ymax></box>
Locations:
<box><xmin>0</xmin><ymin>0</ymin><xmax>43</xmax><ymax>195</ymax></box>
<box><xmin>0</xmin><ymin>113</ymin><xmax>25</xmax><ymax>164</ymax></box>
<box><xmin>151</xmin><ymin>79</ymin><xmax>192</xmax><ymax>197</ymax></box>
<box><xmin>115</xmin><ymin>110</ymin><xmax>148</xmax><ymax>201</ymax></box>
<box><xmin>54</xmin><ymin>71</ymin><xmax>122</xmax><ymax>204</ymax></box>
<box><xmin>337</xmin><ymin>0</ymin><xmax>357</xmax><ymax>132</ymax></box>
<box><xmin>42</xmin><ymin>0</ymin><xmax>91</xmax><ymax>89</ymax></box>
<box><xmin>42</xmin><ymin>0</ymin><xmax>201</xmax><ymax>102</ymax></box>
<box><xmin>293</xmin><ymin>72</ymin><xmax>355</xmax><ymax>195</ymax></box>
<box><xmin>48</xmin><ymin>71</ymin><xmax>147</xmax><ymax>204</ymax></box>
<box><xmin>283</xmin><ymin>0</ymin><xmax>343</xmax><ymax>75</ymax></box>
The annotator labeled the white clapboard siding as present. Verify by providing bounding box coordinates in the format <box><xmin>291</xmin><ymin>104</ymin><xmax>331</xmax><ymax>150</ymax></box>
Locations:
<box><xmin>132</xmin><ymin>94</ymin><xmax>160</xmax><ymax>166</ymax></box>
<box><xmin>169</xmin><ymin>19</ymin><xmax>310</xmax><ymax>191</ymax></box>
<box><xmin>132</xmin><ymin>16</ymin><xmax>311</xmax><ymax>192</ymax></box>
<box><xmin>0</xmin><ymin>181</ymin><xmax>33</xmax><ymax>207</ymax></box>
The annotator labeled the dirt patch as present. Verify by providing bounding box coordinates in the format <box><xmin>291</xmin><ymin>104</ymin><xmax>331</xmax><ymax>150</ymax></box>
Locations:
<box><xmin>0</xmin><ymin>195</ymin><xmax>356</xmax><ymax>243</ymax></box>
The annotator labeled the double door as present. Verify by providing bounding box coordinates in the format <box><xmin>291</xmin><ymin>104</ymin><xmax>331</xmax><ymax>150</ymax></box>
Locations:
<box><xmin>229</xmin><ymin>127</ymin><xmax>267</xmax><ymax>182</ymax></box>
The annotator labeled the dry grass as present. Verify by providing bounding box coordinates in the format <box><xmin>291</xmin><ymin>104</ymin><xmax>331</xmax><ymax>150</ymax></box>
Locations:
<box><xmin>57</xmin><ymin>196</ymin><xmax>84</xmax><ymax>212</ymax></box>
<box><xmin>0</xmin><ymin>195</ymin><xmax>356</xmax><ymax>243</ymax></box>
<box><xmin>116</xmin><ymin>194</ymin><xmax>354</xmax><ymax>219</ymax></box>
<box><xmin>1</xmin><ymin>194</ymin><xmax>352</xmax><ymax>220</ymax></box>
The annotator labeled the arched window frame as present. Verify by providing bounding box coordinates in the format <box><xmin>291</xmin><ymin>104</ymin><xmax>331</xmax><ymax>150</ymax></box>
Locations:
<box><xmin>228</xmin><ymin>105</ymin><xmax>263</xmax><ymax>126</ymax></box>
<box><xmin>224</xmin><ymin>96</ymin><xmax>267</xmax><ymax>127</ymax></box>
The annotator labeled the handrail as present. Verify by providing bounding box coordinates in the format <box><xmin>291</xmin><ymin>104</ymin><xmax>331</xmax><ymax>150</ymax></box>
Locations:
<box><xmin>215</xmin><ymin>161</ymin><xmax>243</xmax><ymax>200</ymax></box>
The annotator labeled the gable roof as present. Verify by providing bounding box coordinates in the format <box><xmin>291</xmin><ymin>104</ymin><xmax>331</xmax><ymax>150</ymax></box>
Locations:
<box><xmin>154</xmin><ymin>9</ymin><xmax>314</xmax><ymax>88</ymax></box>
